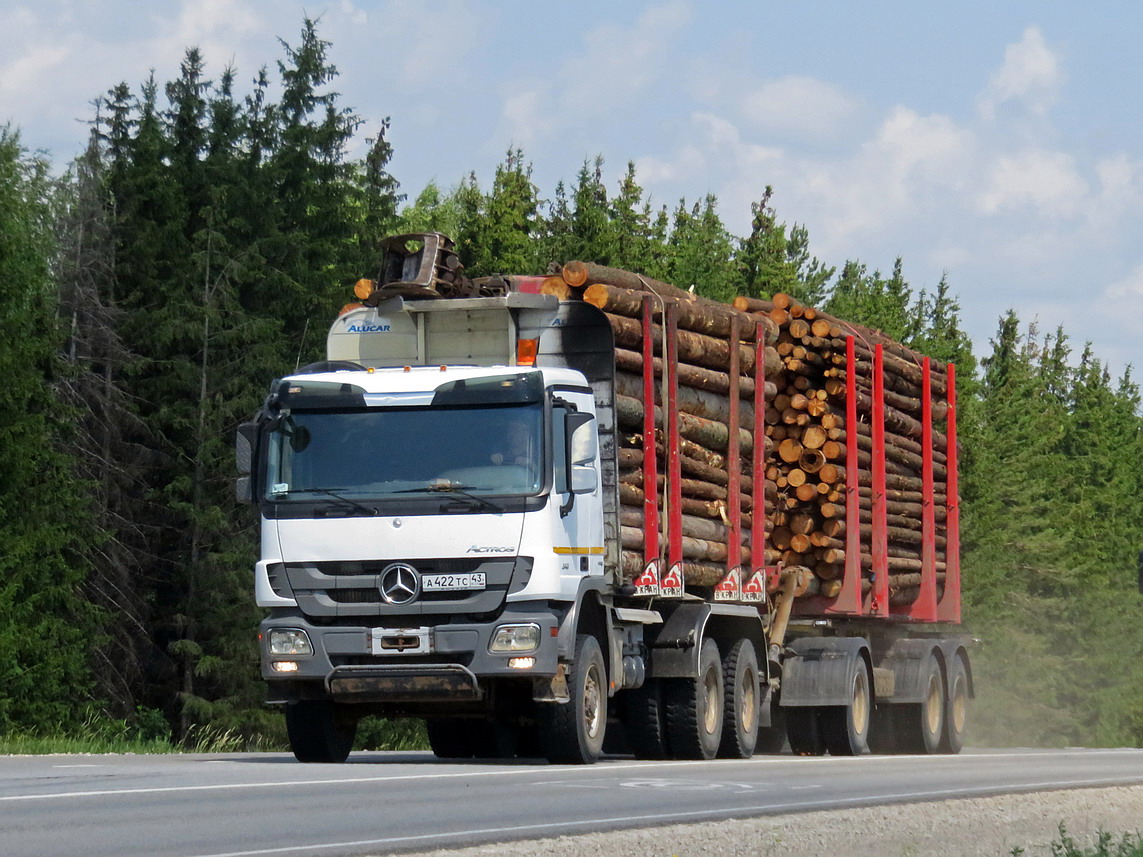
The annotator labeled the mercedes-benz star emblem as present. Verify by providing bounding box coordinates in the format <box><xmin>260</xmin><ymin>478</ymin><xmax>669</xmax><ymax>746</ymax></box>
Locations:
<box><xmin>379</xmin><ymin>563</ymin><xmax>420</xmax><ymax>605</ymax></box>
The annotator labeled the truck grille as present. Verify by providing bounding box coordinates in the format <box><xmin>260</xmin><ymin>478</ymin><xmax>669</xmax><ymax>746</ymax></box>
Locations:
<box><xmin>283</xmin><ymin>557</ymin><xmax>531</xmax><ymax>620</ymax></box>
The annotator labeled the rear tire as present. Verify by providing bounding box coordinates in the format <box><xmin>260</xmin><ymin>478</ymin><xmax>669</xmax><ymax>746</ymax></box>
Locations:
<box><xmin>718</xmin><ymin>640</ymin><xmax>760</xmax><ymax>759</ymax></box>
<box><xmin>426</xmin><ymin>718</ymin><xmax>475</xmax><ymax>759</ymax></box>
<box><xmin>286</xmin><ymin>700</ymin><xmax>356</xmax><ymax>763</ymax></box>
<box><xmin>940</xmin><ymin>655</ymin><xmax>969</xmax><ymax>754</ymax></box>
<box><xmin>426</xmin><ymin>719</ymin><xmax>519</xmax><ymax>759</ymax></box>
<box><xmin>664</xmin><ymin>639</ymin><xmax>724</xmax><ymax>760</ymax></box>
<box><xmin>755</xmin><ymin>698</ymin><xmax>787</xmax><ymax>755</ymax></box>
<box><xmin>786</xmin><ymin>708</ymin><xmax>825</xmax><ymax>756</ymax></box>
<box><xmin>622</xmin><ymin>679</ymin><xmax>669</xmax><ymax>759</ymax></box>
<box><xmin>821</xmin><ymin>660</ymin><xmax>872</xmax><ymax>756</ymax></box>
<box><xmin>898</xmin><ymin>653</ymin><xmax>945</xmax><ymax>754</ymax></box>
<box><xmin>538</xmin><ymin>634</ymin><xmax>607</xmax><ymax>764</ymax></box>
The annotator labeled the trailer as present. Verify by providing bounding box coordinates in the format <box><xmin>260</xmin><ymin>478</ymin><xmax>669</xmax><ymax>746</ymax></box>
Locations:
<box><xmin>236</xmin><ymin>232</ymin><xmax>971</xmax><ymax>763</ymax></box>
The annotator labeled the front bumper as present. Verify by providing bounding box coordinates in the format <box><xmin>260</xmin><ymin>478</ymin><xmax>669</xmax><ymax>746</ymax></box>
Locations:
<box><xmin>260</xmin><ymin>604</ymin><xmax>562</xmax><ymax>703</ymax></box>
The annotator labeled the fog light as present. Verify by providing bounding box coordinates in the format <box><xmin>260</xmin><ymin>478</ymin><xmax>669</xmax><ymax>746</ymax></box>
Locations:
<box><xmin>272</xmin><ymin>661</ymin><xmax>299</xmax><ymax>673</ymax></box>
<box><xmin>507</xmin><ymin>657</ymin><xmax>536</xmax><ymax>670</ymax></box>
<box><xmin>268</xmin><ymin>628</ymin><xmax>313</xmax><ymax>656</ymax></box>
<box><xmin>489</xmin><ymin>623</ymin><xmax>540</xmax><ymax>653</ymax></box>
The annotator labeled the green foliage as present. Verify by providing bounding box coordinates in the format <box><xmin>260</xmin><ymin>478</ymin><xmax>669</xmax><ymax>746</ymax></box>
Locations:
<box><xmin>0</xmin><ymin>128</ymin><xmax>101</xmax><ymax>732</ymax></box>
<box><xmin>736</xmin><ymin>186</ymin><xmax>833</xmax><ymax>303</ymax></box>
<box><xmin>964</xmin><ymin>314</ymin><xmax>1143</xmax><ymax>748</ymax></box>
<box><xmin>5</xmin><ymin>20</ymin><xmax>1143</xmax><ymax>754</ymax></box>
<box><xmin>665</xmin><ymin>194</ymin><xmax>739</xmax><ymax>302</ymax></box>
<box><xmin>1011</xmin><ymin>822</ymin><xmax>1143</xmax><ymax>857</ymax></box>
<box><xmin>355</xmin><ymin>717</ymin><xmax>429</xmax><ymax>751</ymax></box>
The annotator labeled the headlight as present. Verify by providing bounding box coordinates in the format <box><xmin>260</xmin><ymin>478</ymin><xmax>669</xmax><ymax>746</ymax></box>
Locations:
<box><xmin>268</xmin><ymin>628</ymin><xmax>313</xmax><ymax>656</ymax></box>
<box><xmin>489</xmin><ymin>623</ymin><xmax>540</xmax><ymax>653</ymax></box>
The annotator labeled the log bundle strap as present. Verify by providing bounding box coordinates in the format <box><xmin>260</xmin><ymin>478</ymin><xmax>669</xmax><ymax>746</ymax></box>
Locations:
<box><xmin>544</xmin><ymin>260</ymin><xmax>960</xmax><ymax>618</ymax></box>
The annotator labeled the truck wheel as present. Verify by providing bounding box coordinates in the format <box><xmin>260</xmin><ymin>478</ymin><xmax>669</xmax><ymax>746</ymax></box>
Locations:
<box><xmin>426</xmin><ymin>719</ymin><xmax>521</xmax><ymax>759</ymax></box>
<box><xmin>718</xmin><ymin>639</ymin><xmax>760</xmax><ymax>759</ymax></box>
<box><xmin>622</xmin><ymin>679</ymin><xmax>669</xmax><ymax>759</ymax></box>
<box><xmin>286</xmin><ymin>700</ymin><xmax>356</xmax><ymax>763</ymax></box>
<box><xmin>785</xmin><ymin>708</ymin><xmax>824</xmax><ymax>756</ymax></box>
<box><xmin>664</xmin><ymin>638</ymin><xmax>723</xmax><ymax>760</ymax></box>
<box><xmin>899</xmin><ymin>653</ymin><xmax>945</xmax><ymax>754</ymax></box>
<box><xmin>821</xmin><ymin>660</ymin><xmax>872</xmax><ymax>756</ymax></box>
<box><xmin>538</xmin><ymin>634</ymin><xmax>607</xmax><ymax>764</ymax></box>
<box><xmin>755</xmin><ymin>699</ymin><xmax>787</xmax><ymax>755</ymax></box>
<box><xmin>868</xmin><ymin>704</ymin><xmax>900</xmax><ymax>754</ymax></box>
<box><xmin>940</xmin><ymin>655</ymin><xmax>970</xmax><ymax>754</ymax></box>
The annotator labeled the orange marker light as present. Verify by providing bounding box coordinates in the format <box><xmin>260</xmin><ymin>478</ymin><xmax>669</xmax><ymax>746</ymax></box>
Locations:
<box><xmin>516</xmin><ymin>338</ymin><xmax>539</xmax><ymax>366</ymax></box>
<box><xmin>338</xmin><ymin>302</ymin><xmax>364</xmax><ymax>316</ymax></box>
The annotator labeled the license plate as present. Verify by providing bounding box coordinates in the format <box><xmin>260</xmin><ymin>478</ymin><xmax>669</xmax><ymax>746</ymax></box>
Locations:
<box><xmin>422</xmin><ymin>572</ymin><xmax>486</xmax><ymax>591</ymax></box>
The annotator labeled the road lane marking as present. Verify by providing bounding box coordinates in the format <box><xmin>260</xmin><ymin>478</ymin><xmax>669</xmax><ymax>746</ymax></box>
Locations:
<box><xmin>183</xmin><ymin>776</ymin><xmax>1143</xmax><ymax>857</ymax></box>
<box><xmin>4</xmin><ymin>751</ymin><xmax>1143</xmax><ymax>802</ymax></box>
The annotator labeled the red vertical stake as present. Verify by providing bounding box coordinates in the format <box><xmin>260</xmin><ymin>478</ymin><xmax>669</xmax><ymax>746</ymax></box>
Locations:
<box><xmin>829</xmin><ymin>335</ymin><xmax>862</xmax><ymax>614</ymax></box>
<box><xmin>939</xmin><ymin>364</ymin><xmax>962</xmax><ymax>622</ymax></box>
<box><xmin>870</xmin><ymin>344</ymin><xmax>889</xmax><ymax>616</ymax></box>
<box><xmin>716</xmin><ymin>315</ymin><xmax>742</xmax><ymax>601</ymax></box>
<box><xmin>748</xmin><ymin>321</ymin><xmax>769</xmax><ymax>599</ymax></box>
<box><xmin>905</xmin><ymin>357</ymin><xmax>938</xmax><ymax>620</ymax></box>
<box><xmin>726</xmin><ymin>316</ymin><xmax>742</xmax><ymax>567</ymax></box>
<box><xmin>665</xmin><ymin>303</ymin><xmax>684</xmax><ymax>595</ymax></box>
<box><xmin>640</xmin><ymin>297</ymin><xmax>660</xmax><ymax>579</ymax></box>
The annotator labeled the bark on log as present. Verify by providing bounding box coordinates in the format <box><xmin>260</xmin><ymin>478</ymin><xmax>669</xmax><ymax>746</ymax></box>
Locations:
<box><xmin>584</xmin><ymin>283</ymin><xmax>776</xmax><ymax>344</ymax></box>
<box><xmin>616</xmin><ymin>394</ymin><xmax>756</xmax><ymax>453</ymax></box>
<box><xmin>615</xmin><ymin>370</ymin><xmax>755</xmax><ymax>428</ymax></box>
<box><xmin>614</xmin><ymin>348</ymin><xmax>778</xmax><ymax>401</ymax></box>
<box><xmin>607</xmin><ymin>313</ymin><xmax>782</xmax><ymax>377</ymax></box>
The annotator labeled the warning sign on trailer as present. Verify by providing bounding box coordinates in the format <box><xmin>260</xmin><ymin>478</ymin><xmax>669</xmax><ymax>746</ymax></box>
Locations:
<box><xmin>633</xmin><ymin>561</ymin><xmax>660</xmax><ymax>597</ymax></box>
<box><xmin>713</xmin><ymin>567</ymin><xmax>741</xmax><ymax>601</ymax></box>
<box><xmin>659</xmin><ymin>564</ymin><xmax>684</xmax><ymax>598</ymax></box>
<box><xmin>741</xmin><ymin>570</ymin><xmax>766</xmax><ymax>603</ymax></box>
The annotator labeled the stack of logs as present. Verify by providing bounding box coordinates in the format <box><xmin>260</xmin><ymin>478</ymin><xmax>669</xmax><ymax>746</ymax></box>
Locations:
<box><xmin>541</xmin><ymin>261</ymin><xmax>952</xmax><ymax>608</ymax></box>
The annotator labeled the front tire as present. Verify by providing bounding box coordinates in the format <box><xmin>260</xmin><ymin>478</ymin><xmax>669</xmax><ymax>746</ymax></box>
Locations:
<box><xmin>538</xmin><ymin>634</ymin><xmax>607</xmax><ymax>764</ymax></box>
<box><xmin>664</xmin><ymin>638</ymin><xmax>723</xmax><ymax>760</ymax></box>
<box><xmin>286</xmin><ymin>700</ymin><xmax>356</xmax><ymax>763</ymax></box>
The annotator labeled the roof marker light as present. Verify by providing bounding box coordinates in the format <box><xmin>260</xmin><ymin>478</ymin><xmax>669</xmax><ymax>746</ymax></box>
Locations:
<box><xmin>517</xmin><ymin>338</ymin><xmax>539</xmax><ymax>366</ymax></box>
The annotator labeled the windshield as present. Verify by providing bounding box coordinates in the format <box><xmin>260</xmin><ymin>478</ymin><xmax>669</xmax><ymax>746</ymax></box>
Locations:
<box><xmin>263</xmin><ymin>402</ymin><xmax>545</xmax><ymax>502</ymax></box>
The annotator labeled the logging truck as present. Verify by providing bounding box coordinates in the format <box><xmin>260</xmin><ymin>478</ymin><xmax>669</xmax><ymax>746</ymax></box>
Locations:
<box><xmin>236</xmin><ymin>232</ymin><xmax>972</xmax><ymax>764</ymax></box>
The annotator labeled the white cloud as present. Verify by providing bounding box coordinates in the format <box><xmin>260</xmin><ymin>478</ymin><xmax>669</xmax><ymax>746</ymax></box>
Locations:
<box><xmin>739</xmin><ymin>76</ymin><xmax>857</xmax><ymax>140</ymax></box>
<box><xmin>563</xmin><ymin>0</ymin><xmax>691</xmax><ymax>114</ymax></box>
<box><xmin>1105</xmin><ymin>263</ymin><xmax>1143</xmax><ymax>299</ymax></box>
<box><xmin>0</xmin><ymin>44</ymin><xmax>70</xmax><ymax>95</ymax></box>
<box><xmin>976</xmin><ymin>150</ymin><xmax>1088</xmax><ymax>217</ymax></box>
<box><xmin>978</xmin><ymin>25</ymin><xmax>1062</xmax><ymax>120</ymax></box>
<box><xmin>492</xmin><ymin>1</ymin><xmax>692</xmax><ymax>153</ymax></box>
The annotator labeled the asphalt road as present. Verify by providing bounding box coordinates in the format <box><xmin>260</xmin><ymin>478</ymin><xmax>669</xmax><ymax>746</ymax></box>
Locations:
<box><xmin>3</xmin><ymin>748</ymin><xmax>1143</xmax><ymax>857</ymax></box>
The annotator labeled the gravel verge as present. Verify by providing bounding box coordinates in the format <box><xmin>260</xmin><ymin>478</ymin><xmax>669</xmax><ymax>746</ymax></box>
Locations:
<box><xmin>382</xmin><ymin>786</ymin><xmax>1143</xmax><ymax>857</ymax></box>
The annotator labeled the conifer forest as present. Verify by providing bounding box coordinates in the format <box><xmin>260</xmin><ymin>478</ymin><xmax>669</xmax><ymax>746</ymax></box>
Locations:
<box><xmin>2</xmin><ymin>21</ymin><xmax>1141</xmax><ymax>750</ymax></box>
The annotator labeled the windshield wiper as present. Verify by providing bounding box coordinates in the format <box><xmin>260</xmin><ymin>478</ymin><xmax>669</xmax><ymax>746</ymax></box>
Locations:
<box><xmin>394</xmin><ymin>480</ymin><xmax>504</xmax><ymax>513</ymax></box>
<box><xmin>273</xmin><ymin>487</ymin><xmax>378</xmax><ymax>517</ymax></box>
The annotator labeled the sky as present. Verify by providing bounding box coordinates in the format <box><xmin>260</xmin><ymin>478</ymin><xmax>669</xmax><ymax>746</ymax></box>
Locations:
<box><xmin>4</xmin><ymin>1</ymin><xmax>1142</xmax><ymax>377</ymax></box>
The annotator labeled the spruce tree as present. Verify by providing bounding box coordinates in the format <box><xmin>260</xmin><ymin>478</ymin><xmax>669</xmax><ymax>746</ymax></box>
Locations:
<box><xmin>0</xmin><ymin>129</ymin><xmax>100</xmax><ymax>731</ymax></box>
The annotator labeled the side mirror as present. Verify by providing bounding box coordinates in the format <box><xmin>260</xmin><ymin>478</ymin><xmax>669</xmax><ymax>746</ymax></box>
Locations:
<box><xmin>235</xmin><ymin>422</ymin><xmax>258</xmax><ymax>504</ymax></box>
<box><xmin>566</xmin><ymin>412</ymin><xmax>597</xmax><ymax>495</ymax></box>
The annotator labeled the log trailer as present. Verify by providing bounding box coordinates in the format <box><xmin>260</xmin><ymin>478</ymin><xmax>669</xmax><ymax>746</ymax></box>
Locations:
<box><xmin>236</xmin><ymin>233</ymin><xmax>971</xmax><ymax>763</ymax></box>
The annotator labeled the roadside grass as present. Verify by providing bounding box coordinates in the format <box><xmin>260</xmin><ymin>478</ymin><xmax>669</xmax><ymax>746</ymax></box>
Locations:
<box><xmin>1012</xmin><ymin>823</ymin><xmax>1143</xmax><ymax>857</ymax></box>
<box><xmin>0</xmin><ymin>709</ymin><xmax>428</xmax><ymax>756</ymax></box>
